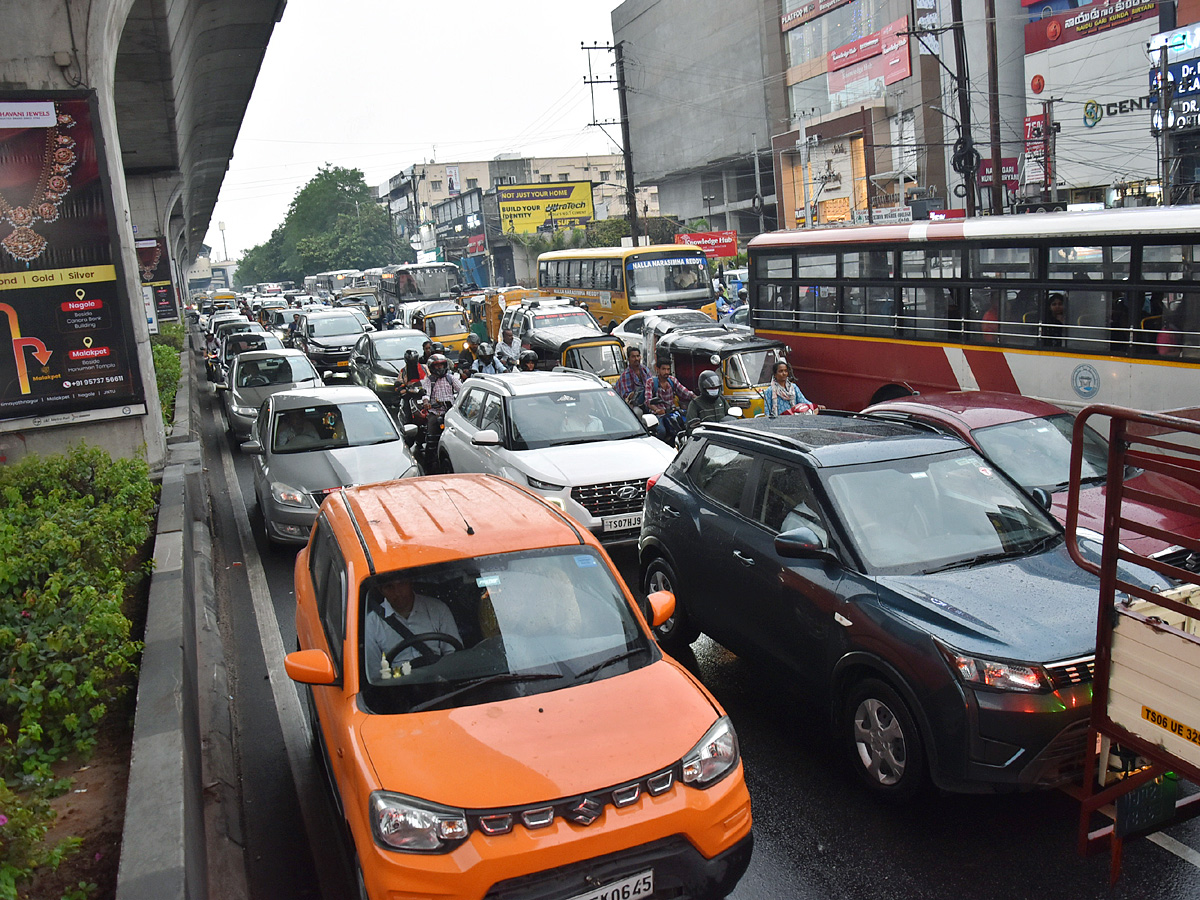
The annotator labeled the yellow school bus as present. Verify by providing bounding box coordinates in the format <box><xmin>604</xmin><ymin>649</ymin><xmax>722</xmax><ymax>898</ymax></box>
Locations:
<box><xmin>537</xmin><ymin>245</ymin><xmax>717</xmax><ymax>328</ymax></box>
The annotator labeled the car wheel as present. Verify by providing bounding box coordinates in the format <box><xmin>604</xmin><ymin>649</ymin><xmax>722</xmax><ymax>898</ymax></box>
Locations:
<box><xmin>642</xmin><ymin>557</ymin><xmax>699</xmax><ymax>650</ymax></box>
<box><xmin>439</xmin><ymin>453</ymin><xmax>454</xmax><ymax>475</ymax></box>
<box><xmin>842</xmin><ymin>677</ymin><xmax>925</xmax><ymax>800</ymax></box>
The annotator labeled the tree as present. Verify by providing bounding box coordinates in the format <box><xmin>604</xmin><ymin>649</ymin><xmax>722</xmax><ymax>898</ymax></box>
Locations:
<box><xmin>234</xmin><ymin>165</ymin><xmax>398</xmax><ymax>285</ymax></box>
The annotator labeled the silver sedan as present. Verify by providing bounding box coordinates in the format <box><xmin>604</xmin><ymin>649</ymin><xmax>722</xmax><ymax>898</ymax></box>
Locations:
<box><xmin>242</xmin><ymin>386</ymin><xmax>419</xmax><ymax>545</ymax></box>
<box><xmin>218</xmin><ymin>349</ymin><xmax>323</xmax><ymax>439</ymax></box>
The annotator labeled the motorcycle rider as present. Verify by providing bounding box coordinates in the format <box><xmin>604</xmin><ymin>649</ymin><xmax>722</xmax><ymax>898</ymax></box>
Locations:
<box><xmin>645</xmin><ymin>358</ymin><xmax>694</xmax><ymax>442</ymax></box>
<box><xmin>472</xmin><ymin>342</ymin><xmax>507</xmax><ymax>375</ymax></box>
<box><xmin>763</xmin><ymin>361</ymin><xmax>816</xmax><ymax>417</ymax></box>
<box><xmin>685</xmin><ymin>370</ymin><xmax>730</xmax><ymax>431</ymax></box>
<box><xmin>458</xmin><ymin>333</ymin><xmax>482</xmax><ymax>374</ymax></box>
<box><xmin>419</xmin><ymin>353</ymin><xmax>462</xmax><ymax>471</ymax></box>
<box><xmin>517</xmin><ymin>349</ymin><xmax>539</xmax><ymax>372</ymax></box>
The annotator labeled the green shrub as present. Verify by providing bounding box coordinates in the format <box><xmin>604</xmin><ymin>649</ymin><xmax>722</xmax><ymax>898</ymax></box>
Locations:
<box><xmin>151</xmin><ymin>342</ymin><xmax>182</xmax><ymax>427</ymax></box>
<box><xmin>0</xmin><ymin>445</ymin><xmax>155</xmax><ymax>783</ymax></box>
<box><xmin>0</xmin><ymin>779</ymin><xmax>82</xmax><ymax>900</ymax></box>
<box><xmin>149</xmin><ymin>321</ymin><xmax>185</xmax><ymax>352</ymax></box>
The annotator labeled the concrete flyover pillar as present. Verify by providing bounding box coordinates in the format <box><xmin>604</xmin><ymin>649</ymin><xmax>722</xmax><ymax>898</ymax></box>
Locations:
<box><xmin>0</xmin><ymin>0</ymin><xmax>166</xmax><ymax>470</ymax></box>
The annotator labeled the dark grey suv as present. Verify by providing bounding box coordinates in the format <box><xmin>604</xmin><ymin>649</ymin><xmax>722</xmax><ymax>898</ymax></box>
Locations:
<box><xmin>639</xmin><ymin>414</ymin><xmax>1163</xmax><ymax>798</ymax></box>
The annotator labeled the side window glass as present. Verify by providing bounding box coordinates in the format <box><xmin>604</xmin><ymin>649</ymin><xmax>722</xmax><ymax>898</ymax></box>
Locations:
<box><xmin>479</xmin><ymin>393</ymin><xmax>505</xmax><ymax>434</ymax></box>
<box><xmin>690</xmin><ymin>442</ymin><xmax>755</xmax><ymax>510</ymax></box>
<box><xmin>458</xmin><ymin>388</ymin><xmax>485</xmax><ymax>425</ymax></box>
<box><xmin>751</xmin><ymin>461</ymin><xmax>828</xmax><ymax>543</ymax></box>
<box><xmin>308</xmin><ymin>518</ymin><xmax>347</xmax><ymax>668</ymax></box>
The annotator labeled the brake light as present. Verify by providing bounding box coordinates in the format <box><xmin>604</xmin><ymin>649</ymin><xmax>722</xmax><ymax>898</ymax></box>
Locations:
<box><xmin>647</xmin><ymin>473</ymin><xmax>661</xmax><ymax>491</ymax></box>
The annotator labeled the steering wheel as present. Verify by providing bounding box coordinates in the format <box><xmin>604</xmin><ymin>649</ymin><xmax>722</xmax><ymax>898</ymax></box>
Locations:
<box><xmin>386</xmin><ymin>631</ymin><xmax>464</xmax><ymax>666</ymax></box>
<box><xmin>244</xmin><ymin>375</ymin><xmax>270</xmax><ymax>387</ymax></box>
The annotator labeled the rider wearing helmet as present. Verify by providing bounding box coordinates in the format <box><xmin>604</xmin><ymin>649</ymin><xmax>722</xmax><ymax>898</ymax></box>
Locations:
<box><xmin>686</xmin><ymin>370</ymin><xmax>730</xmax><ymax>431</ymax></box>
<box><xmin>419</xmin><ymin>353</ymin><xmax>463</xmax><ymax>470</ymax></box>
<box><xmin>472</xmin><ymin>341</ymin><xmax>507</xmax><ymax>375</ymax></box>
<box><xmin>518</xmin><ymin>349</ymin><xmax>539</xmax><ymax>372</ymax></box>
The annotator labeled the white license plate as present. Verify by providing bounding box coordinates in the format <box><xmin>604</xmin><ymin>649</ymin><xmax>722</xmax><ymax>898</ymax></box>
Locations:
<box><xmin>602</xmin><ymin>512</ymin><xmax>643</xmax><ymax>532</ymax></box>
<box><xmin>565</xmin><ymin>870</ymin><xmax>653</xmax><ymax>900</ymax></box>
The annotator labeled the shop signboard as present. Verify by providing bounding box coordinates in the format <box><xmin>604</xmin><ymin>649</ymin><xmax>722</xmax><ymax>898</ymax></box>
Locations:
<box><xmin>1024</xmin><ymin>0</ymin><xmax>1157</xmax><ymax>54</ymax></box>
<box><xmin>0</xmin><ymin>90</ymin><xmax>146</xmax><ymax>432</ymax></box>
<box><xmin>977</xmin><ymin>157</ymin><xmax>1020</xmax><ymax>190</ymax></box>
<box><xmin>674</xmin><ymin>230</ymin><xmax>737</xmax><ymax>258</ymax></box>
<box><xmin>827</xmin><ymin>18</ymin><xmax>911</xmax><ymax>109</ymax></box>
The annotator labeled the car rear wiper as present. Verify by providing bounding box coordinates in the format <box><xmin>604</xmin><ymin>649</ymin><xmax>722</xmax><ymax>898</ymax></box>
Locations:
<box><xmin>407</xmin><ymin>671</ymin><xmax>564</xmax><ymax>713</ymax></box>
<box><xmin>574</xmin><ymin>646</ymin><xmax>650</xmax><ymax>684</ymax></box>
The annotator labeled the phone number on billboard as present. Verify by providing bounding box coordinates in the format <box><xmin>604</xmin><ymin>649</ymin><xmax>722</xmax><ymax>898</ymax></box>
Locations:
<box><xmin>67</xmin><ymin>376</ymin><xmax>126</xmax><ymax>386</ymax></box>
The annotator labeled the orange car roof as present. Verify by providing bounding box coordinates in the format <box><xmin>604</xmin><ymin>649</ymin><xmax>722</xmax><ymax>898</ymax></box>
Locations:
<box><xmin>331</xmin><ymin>474</ymin><xmax>590</xmax><ymax>574</ymax></box>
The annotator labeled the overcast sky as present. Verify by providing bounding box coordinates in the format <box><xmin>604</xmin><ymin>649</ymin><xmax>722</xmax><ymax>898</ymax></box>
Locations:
<box><xmin>203</xmin><ymin>0</ymin><xmax>624</xmax><ymax>262</ymax></box>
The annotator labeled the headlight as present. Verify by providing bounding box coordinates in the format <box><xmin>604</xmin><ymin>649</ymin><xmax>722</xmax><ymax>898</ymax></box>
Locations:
<box><xmin>375</xmin><ymin>373</ymin><xmax>397</xmax><ymax>387</ymax></box>
<box><xmin>369</xmin><ymin>792</ymin><xmax>468</xmax><ymax>852</ymax></box>
<box><xmin>526</xmin><ymin>475</ymin><xmax>566</xmax><ymax>491</ymax></box>
<box><xmin>938</xmin><ymin>642</ymin><xmax>1048</xmax><ymax>692</ymax></box>
<box><xmin>233</xmin><ymin>405</ymin><xmax>258</xmax><ymax>417</ymax></box>
<box><xmin>269</xmin><ymin>481</ymin><xmax>315</xmax><ymax>509</ymax></box>
<box><xmin>681</xmin><ymin>716</ymin><xmax>740</xmax><ymax>787</ymax></box>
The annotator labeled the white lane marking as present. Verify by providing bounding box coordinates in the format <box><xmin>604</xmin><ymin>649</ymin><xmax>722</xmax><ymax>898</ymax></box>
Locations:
<box><xmin>218</xmin><ymin>434</ymin><xmax>342</xmax><ymax>896</ymax></box>
<box><xmin>943</xmin><ymin>346</ymin><xmax>979</xmax><ymax>391</ymax></box>
<box><xmin>1148</xmin><ymin>831</ymin><xmax>1200</xmax><ymax>869</ymax></box>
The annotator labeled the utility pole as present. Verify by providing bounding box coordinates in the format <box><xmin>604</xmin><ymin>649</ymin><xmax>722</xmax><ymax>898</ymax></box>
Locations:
<box><xmin>752</xmin><ymin>132</ymin><xmax>765</xmax><ymax>233</ymax></box>
<box><xmin>949</xmin><ymin>0</ymin><xmax>976</xmax><ymax>216</ymax></box>
<box><xmin>1161</xmin><ymin>44</ymin><xmax>1174</xmax><ymax>205</ymax></box>
<box><xmin>984</xmin><ymin>0</ymin><xmax>1004</xmax><ymax>214</ymax></box>
<box><xmin>1045</xmin><ymin>98</ymin><xmax>1059</xmax><ymax>202</ymax></box>
<box><xmin>583</xmin><ymin>42</ymin><xmax>640</xmax><ymax>245</ymax></box>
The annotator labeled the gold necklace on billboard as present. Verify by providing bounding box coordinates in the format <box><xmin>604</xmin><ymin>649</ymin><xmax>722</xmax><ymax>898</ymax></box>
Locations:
<box><xmin>0</xmin><ymin>106</ymin><xmax>77</xmax><ymax>264</ymax></box>
<box><xmin>139</xmin><ymin>243</ymin><xmax>162</xmax><ymax>281</ymax></box>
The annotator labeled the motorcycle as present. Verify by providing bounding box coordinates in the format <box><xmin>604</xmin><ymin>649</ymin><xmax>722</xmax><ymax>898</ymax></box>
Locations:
<box><xmin>647</xmin><ymin>396</ymin><xmax>687</xmax><ymax>446</ymax></box>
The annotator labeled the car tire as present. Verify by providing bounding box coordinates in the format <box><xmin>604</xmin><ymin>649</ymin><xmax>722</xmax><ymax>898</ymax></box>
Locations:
<box><xmin>642</xmin><ymin>556</ymin><xmax>699</xmax><ymax>650</ymax></box>
<box><xmin>438</xmin><ymin>453</ymin><xmax>454</xmax><ymax>475</ymax></box>
<box><xmin>842</xmin><ymin>677</ymin><xmax>925</xmax><ymax>801</ymax></box>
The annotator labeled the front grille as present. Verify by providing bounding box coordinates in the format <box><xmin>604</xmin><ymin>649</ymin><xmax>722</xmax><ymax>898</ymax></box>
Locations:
<box><xmin>1024</xmin><ymin>718</ymin><xmax>1092</xmax><ymax>787</ymax></box>
<box><xmin>1151</xmin><ymin>545</ymin><xmax>1200</xmax><ymax>574</ymax></box>
<box><xmin>1045</xmin><ymin>655</ymin><xmax>1095</xmax><ymax>690</ymax></box>
<box><xmin>572</xmin><ymin>478</ymin><xmax>646</xmax><ymax>516</ymax></box>
<box><xmin>467</xmin><ymin>766</ymin><xmax>677</xmax><ymax>839</ymax></box>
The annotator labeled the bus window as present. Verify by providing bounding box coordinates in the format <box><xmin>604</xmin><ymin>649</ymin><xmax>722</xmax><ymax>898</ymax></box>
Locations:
<box><xmin>972</xmin><ymin>246</ymin><xmax>1034</xmax><ymax>281</ymax></box>
<box><xmin>901</xmin><ymin>249</ymin><xmax>961</xmax><ymax>280</ymax></box>
<box><xmin>756</xmin><ymin>254</ymin><xmax>794</xmax><ymax>280</ymax></box>
<box><xmin>843</xmin><ymin>249</ymin><xmax>893</xmax><ymax>280</ymax></box>
<box><xmin>900</xmin><ymin>286</ymin><xmax>959</xmax><ymax>341</ymax></box>
<box><xmin>579</xmin><ymin>259</ymin><xmax>593</xmax><ymax>288</ymax></box>
<box><xmin>1142</xmin><ymin>244</ymin><xmax>1199</xmax><ymax>282</ymax></box>
<box><xmin>758</xmin><ymin>284</ymin><xmax>796</xmax><ymax>330</ymax></box>
<box><xmin>796</xmin><ymin>253</ymin><xmax>836</xmax><ymax>280</ymax></box>
<box><xmin>568</xmin><ymin>260</ymin><xmax>582</xmax><ymax>288</ymax></box>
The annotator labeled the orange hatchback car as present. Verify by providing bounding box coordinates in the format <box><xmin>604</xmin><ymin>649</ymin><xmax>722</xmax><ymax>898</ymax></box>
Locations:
<box><xmin>285</xmin><ymin>474</ymin><xmax>753</xmax><ymax>900</ymax></box>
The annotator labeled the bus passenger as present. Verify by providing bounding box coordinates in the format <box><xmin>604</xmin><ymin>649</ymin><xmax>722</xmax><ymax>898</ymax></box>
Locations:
<box><xmin>1041</xmin><ymin>293</ymin><xmax>1065</xmax><ymax>348</ymax></box>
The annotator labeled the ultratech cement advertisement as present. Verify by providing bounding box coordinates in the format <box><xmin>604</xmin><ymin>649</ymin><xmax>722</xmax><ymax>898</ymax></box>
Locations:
<box><xmin>497</xmin><ymin>182</ymin><xmax>595</xmax><ymax>234</ymax></box>
<box><xmin>0</xmin><ymin>91</ymin><xmax>146</xmax><ymax>430</ymax></box>
<box><xmin>137</xmin><ymin>236</ymin><xmax>178</xmax><ymax>322</ymax></box>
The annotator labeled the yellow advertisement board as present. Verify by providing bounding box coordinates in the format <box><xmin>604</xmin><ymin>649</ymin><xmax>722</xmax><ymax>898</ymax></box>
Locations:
<box><xmin>497</xmin><ymin>182</ymin><xmax>595</xmax><ymax>234</ymax></box>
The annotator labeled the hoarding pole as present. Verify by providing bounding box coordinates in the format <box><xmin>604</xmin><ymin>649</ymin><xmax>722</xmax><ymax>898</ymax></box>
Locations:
<box><xmin>985</xmin><ymin>0</ymin><xmax>1004</xmax><ymax>215</ymax></box>
<box><xmin>615</xmin><ymin>41</ymin><xmax>640</xmax><ymax>246</ymax></box>
<box><xmin>1162</xmin><ymin>44</ymin><xmax>1174</xmax><ymax>206</ymax></box>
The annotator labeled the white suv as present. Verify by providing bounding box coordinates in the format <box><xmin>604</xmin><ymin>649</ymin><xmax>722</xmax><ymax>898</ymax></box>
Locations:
<box><xmin>438</xmin><ymin>371</ymin><xmax>676</xmax><ymax>545</ymax></box>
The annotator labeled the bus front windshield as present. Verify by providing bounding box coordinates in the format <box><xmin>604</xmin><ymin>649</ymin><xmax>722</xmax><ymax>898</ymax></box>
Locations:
<box><xmin>626</xmin><ymin>254</ymin><xmax>712</xmax><ymax>309</ymax></box>
<box><xmin>396</xmin><ymin>267</ymin><xmax>461</xmax><ymax>301</ymax></box>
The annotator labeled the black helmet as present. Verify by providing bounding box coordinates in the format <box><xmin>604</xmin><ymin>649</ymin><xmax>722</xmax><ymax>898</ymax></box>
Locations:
<box><xmin>429</xmin><ymin>353</ymin><xmax>450</xmax><ymax>376</ymax></box>
<box><xmin>467</xmin><ymin>333</ymin><xmax>481</xmax><ymax>347</ymax></box>
<box><xmin>404</xmin><ymin>349</ymin><xmax>419</xmax><ymax>362</ymax></box>
<box><xmin>519</xmin><ymin>349</ymin><xmax>538</xmax><ymax>370</ymax></box>
<box><xmin>698</xmin><ymin>370</ymin><xmax>722</xmax><ymax>400</ymax></box>
<box><xmin>477</xmin><ymin>342</ymin><xmax>494</xmax><ymax>361</ymax></box>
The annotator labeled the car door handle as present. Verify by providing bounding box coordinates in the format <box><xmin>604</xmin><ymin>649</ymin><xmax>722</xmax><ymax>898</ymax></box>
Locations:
<box><xmin>662</xmin><ymin>504</ymin><xmax>680</xmax><ymax>518</ymax></box>
<box><xmin>733</xmin><ymin>550</ymin><xmax>755</xmax><ymax>566</ymax></box>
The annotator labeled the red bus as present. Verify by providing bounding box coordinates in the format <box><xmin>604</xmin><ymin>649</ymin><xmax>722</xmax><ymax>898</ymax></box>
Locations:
<box><xmin>746</xmin><ymin>206</ymin><xmax>1200</xmax><ymax>411</ymax></box>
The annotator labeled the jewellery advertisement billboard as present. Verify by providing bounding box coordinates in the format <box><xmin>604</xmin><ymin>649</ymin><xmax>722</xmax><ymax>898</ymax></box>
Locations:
<box><xmin>136</xmin><ymin>236</ymin><xmax>178</xmax><ymax>323</ymax></box>
<box><xmin>0</xmin><ymin>90</ymin><xmax>147</xmax><ymax>432</ymax></box>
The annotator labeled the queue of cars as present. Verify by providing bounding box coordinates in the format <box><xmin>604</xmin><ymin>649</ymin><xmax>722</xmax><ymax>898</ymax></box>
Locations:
<box><xmin>196</xmin><ymin>294</ymin><xmax>1197</xmax><ymax>897</ymax></box>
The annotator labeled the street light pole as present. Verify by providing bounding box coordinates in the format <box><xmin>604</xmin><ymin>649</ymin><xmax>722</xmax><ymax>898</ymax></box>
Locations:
<box><xmin>218</xmin><ymin>221</ymin><xmax>228</xmax><ymax>261</ymax></box>
<box><xmin>703</xmin><ymin>195</ymin><xmax>715</xmax><ymax>227</ymax></box>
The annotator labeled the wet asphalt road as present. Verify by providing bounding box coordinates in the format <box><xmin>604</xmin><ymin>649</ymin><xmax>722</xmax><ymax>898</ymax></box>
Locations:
<box><xmin>193</xmin><ymin>353</ymin><xmax>1200</xmax><ymax>900</ymax></box>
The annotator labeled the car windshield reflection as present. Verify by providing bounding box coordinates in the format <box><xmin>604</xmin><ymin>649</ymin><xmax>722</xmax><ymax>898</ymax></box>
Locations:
<box><xmin>822</xmin><ymin>449</ymin><xmax>1061</xmax><ymax>574</ymax></box>
<box><xmin>358</xmin><ymin>547</ymin><xmax>655</xmax><ymax>714</ymax></box>
<box><xmin>508</xmin><ymin>390</ymin><xmax>645</xmax><ymax>450</ymax></box>
<box><xmin>972</xmin><ymin>413</ymin><xmax>1110</xmax><ymax>492</ymax></box>
<box><xmin>271</xmin><ymin>401</ymin><xmax>398</xmax><ymax>453</ymax></box>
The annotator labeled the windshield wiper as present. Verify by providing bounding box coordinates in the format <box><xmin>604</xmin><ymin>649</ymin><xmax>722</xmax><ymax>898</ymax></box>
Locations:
<box><xmin>407</xmin><ymin>671</ymin><xmax>563</xmax><ymax>713</ymax></box>
<box><xmin>574</xmin><ymin>647</ymin><xmax>650</xmax><ymax>684</ymax></box>
<box><xmin>923</xmin><ymin>547</ymin><xmax>1030</xmax><ymax>575</ymax></box>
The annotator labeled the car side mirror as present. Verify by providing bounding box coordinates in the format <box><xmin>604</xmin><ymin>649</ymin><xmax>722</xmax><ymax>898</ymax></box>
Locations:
<box><xmin>284</xmin><ymin>649</ymin><xmax>338</xmax><ymax>685</ymax></box>
<box><xmin>725</xmin><ymin>406</ymin><xmax>743</xmax><ymax>419</ymax></box>
<box><xmin>645</xmin><ymin>589</ymin><xmax>676</xmax><ymax>628</ymax></box>
<box><xmin>240</xmin><ymin>440</ymin><xmax>265</xmax><ymax>455</ymax></box>
<box><xmin>472</xmin><ymin>429</ymin><xmax>502</xmax><ymax>446</ymax></box>
<box><xmin>775</xmin><ymin>526</ymin><xmax>837</xmax><ymax>563</ymax></box>
<box><xmin>1030</xmin><ymin>487</ymin><xmax>1053</xmax><ymax>511</ymax></box>
<box><xmin>606</xmin><ymin>321</ymin><xmax>617</xmax><ymax>333</ymax></box>
<box><xmin>401</xmin><ymin>423</ymin><xmax>418</xmax><ymax>445</ymax></box>
<box><xmin>214</xmin><ymin>382</ymin><xmax>228</xmax><ymax>392</ymax></box>
<box><xmin>641</xmin><ymin>413</ymin><xmax>659</xmax><ymax>431</ymax></box>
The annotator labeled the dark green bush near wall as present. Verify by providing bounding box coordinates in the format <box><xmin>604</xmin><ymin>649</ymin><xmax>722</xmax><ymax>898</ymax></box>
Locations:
<box><xmin>0</xmin><ymin>444</ymin><xmax>155</xmax><ymax>782</ymax></box>
<box><xmin>150</xmin><ymin>320</ymin><xmax>185</xmax><ymax>352</ymax></box>
<box><xmin>151</xmin><ymin>342</ymin><xmax>182</xmax><ymax>427</ymax></box>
